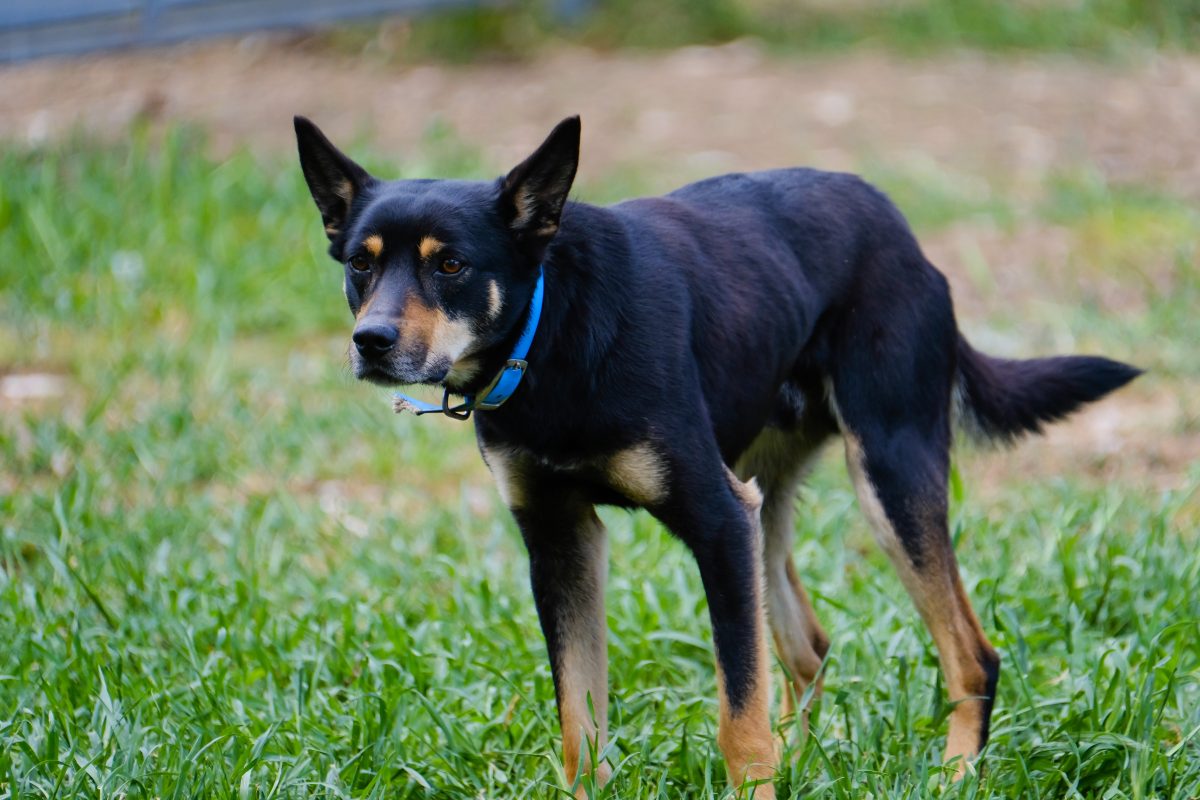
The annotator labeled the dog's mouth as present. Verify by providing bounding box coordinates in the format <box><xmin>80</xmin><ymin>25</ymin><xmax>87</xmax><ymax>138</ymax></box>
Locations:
<box><xmin>356</xmin><ymin>366</ymin><xmax>403</xmax><ymax>387</ymax></box>
<box><xmin>355</xmin><ymin>360</ymin><xmax>448</xmax><ymax>388</ymax></box>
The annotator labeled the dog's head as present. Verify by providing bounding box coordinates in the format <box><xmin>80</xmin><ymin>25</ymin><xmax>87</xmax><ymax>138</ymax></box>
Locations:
<box><xmin>295</xmin><ymin>116</ymin><xmax>580</xmax><ymax>390</ymax></box>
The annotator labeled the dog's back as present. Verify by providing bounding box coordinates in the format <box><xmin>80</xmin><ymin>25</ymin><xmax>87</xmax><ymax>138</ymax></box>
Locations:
<box><xmin>585</xmin><ymin>167</ymin><xmax>1136</xmax><ymax>460</ymax></box>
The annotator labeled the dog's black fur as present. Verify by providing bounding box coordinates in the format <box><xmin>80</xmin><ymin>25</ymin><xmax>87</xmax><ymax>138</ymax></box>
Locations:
<box><xmin>296</xmin><ymin>114</ymin><xmax>1139</xmax><ymax>794</ymax></box>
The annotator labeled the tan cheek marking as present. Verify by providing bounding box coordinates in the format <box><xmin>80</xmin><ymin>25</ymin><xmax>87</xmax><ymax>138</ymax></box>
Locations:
<box><xmin>487</xmin><ymin>280</ymin><xmax>503</xmax><ymax>321</ymax></box>
<box><xmin>428</xmin><ymin>311</ymin><xmax>476</xmax><ymax>367</ymax></box>
<box><xmin>418</xmin><ymin>236</ymin><xmax>444</xmax><ymax>260</ymax></box>
<box><xmin>606</xmin><ymin>443</ymin><xmax>668</xmax><ymax>506</ymax></box>
<box><xmin>398</xmin><ymin>297</ymin><xmax>478</xmax><ymax>368</ymax></box>
<box><xmin>363</xmin><ymin>234</ymin><xmax>383</xmax><ymax>258</ymax></box>
<box><xmin>398</xmin><ymin>296</ymin><xmax>438</xmax><ymax>348</ymax></box>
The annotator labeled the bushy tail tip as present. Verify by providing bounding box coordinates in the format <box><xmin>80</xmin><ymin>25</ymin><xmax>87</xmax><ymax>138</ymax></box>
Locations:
<box><xmin>956</xmin><ymin>336</ymin><xmax>1141</xmax><ymax>444</ymax></box>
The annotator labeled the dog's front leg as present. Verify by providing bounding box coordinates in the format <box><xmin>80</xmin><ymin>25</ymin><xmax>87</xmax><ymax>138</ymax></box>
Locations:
<box><xmin>658</xmin><ymin>463</ymin><xmax>777</xmax><ymax>798</ymax></box>
<box><xmin>511</xmin><ymin>499</ymin><xmax>611</xmax><ymax>797</ymax></box>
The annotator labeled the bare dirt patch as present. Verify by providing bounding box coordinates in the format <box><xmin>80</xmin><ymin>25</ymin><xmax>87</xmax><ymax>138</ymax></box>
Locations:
<box><xmin>3</xmin><ymin>37</ymin><xmax>1199</xmax><ymax>196</ymax></box>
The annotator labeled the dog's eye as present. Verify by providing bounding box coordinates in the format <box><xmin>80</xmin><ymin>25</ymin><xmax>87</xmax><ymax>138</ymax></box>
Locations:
<box><xmin>349</xmin><ymin>255</ymin><xmax>370</xmax><ymax>272</ymax></box>
<box><xmin>439</xmin><ymin>257</ymin><xmax>465</xmax><ymax>275</ymax></box>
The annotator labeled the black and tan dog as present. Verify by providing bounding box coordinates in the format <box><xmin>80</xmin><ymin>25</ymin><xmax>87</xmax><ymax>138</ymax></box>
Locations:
<box><xmin>295</xmin><ymin>115</ymin><xmax>1138</xmax><ymax>797</ymax></box>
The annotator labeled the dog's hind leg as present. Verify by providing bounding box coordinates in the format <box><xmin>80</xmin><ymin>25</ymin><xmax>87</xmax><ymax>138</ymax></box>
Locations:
<box><xmin>499</xmin><ymin>462</ymin><xmax>611</xmax><ymax>798</ymax></box>
<box><xmin>841</xmin><ymin>430</ymin><xmax>998</xmax><ymax>777</ymax></box>
<box><xmin>735</xmin><ymin>427</ymin><xmax>832</xmax><ymax>733</ymax></box>
<box><xmin>829</xmin><ymin>364</ymin><xmax>1000</xmax><ymax>778</ymax></box>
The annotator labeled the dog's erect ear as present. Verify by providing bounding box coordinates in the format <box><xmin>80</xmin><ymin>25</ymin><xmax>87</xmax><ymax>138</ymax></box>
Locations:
<box><xmin>499</xmin><ymin>116</ymin><xmax>580</xmax><ymax>248</ymax></box>
<box><xmin>294</xmin><ymin>116</ymin><xmax>373</xmax><ymax>240</ymax></box>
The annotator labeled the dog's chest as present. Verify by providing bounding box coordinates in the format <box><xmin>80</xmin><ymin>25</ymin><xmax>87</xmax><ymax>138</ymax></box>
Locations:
<box><xmin>480</xmin><ymin>440</ymin><xmax>669</xmax><ymax>509</ymax></box>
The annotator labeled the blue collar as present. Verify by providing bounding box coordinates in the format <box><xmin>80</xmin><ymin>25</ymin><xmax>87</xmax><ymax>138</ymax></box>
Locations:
<box><xmin>393</xmin><ymin>266</ymin><xmax>545</xmax><ymax>421</ymax></box>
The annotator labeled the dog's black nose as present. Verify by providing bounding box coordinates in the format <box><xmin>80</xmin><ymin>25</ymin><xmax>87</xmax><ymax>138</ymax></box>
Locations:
<box><xmin>353</xmin><ymin>323</ymin><xmax>399</xmax><ymax>358</ymax></box>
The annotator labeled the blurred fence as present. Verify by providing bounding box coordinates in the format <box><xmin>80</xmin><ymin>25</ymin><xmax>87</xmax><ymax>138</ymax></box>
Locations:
<box><xmin>0</xmin><ymin>0</ymin><xmax>509</xmax><ymax>62</ymax></box>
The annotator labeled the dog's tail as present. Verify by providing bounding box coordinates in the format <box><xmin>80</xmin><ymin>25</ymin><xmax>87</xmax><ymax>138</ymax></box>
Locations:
<box><xmin>955</xmin><ymin>335</ymin><xmax>1141</xmax><ymax>444</ymax></box>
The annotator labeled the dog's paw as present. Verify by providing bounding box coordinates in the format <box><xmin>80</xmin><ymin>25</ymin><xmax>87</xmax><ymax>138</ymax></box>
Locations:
<box><xmin>572</xmin><ymin>763</ymin><xmax>612</xmax><ymax>800</ymax></box>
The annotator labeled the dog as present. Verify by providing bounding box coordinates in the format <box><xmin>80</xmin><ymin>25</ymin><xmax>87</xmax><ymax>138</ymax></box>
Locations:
<box><xmin>294</xmin><ymin>115</ymin><xmax>1139</xmax><ymax>797</ymax></box>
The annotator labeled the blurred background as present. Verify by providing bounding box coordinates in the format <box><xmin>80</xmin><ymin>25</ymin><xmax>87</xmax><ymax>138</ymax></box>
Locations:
<box><xmin>2</xmin><ymin>0</ymin><xmax>1198</xmax><ymax>488</ymax></box>
<box><xmin>1</xmin><ymin>2</ymin><xmax>1198</xmax><ymax>798</ymax></box>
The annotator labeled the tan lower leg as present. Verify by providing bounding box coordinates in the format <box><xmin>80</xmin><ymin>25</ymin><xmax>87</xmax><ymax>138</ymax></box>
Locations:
<box><xmin>553</xmin><ymin>515</ymin><xmax>612</xmax><ymax>796</ymax></box>
<box><xmin>844</xmin><ymin>437</ymin><xmax>997</xmax><ymax>778</ymax></box>
<box><xmin>715</xmin><ymin>646</ymin><xmax>777</xmax><ymax>798</ymax></box>
<box><xmin>770</xmin><ymin>560</ymin><xmax>828</xmax><ymax>725</ymax></box>
<box><xmin>760</xmin><ymin>481</ymin><xmax>829</xmax><ymax>730</ymax></box>
<box><xmin>883</xmin><ymin>565</ymin><xmax>996</xmax><ymax>777</ymax></box>
<box><xmin>559</xmin><ymin>653</ymin><xmax>609</xmax><ymax>794</ymax></box>
<box><xmin>716</xmin><ymin>470</ymin><xmax>778</xmax><ymax>798</ymax></box>
<box><xmin>923</xmin><ymin>572</ymin><xmax>997</xmax><ymax>776</ymax></box>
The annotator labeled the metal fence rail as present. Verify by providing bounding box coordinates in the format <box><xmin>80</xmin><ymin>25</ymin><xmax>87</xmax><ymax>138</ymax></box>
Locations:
<box><xmin>0</xmin><ymin>0</ymin><xmax>497</xmax><ymax>63</ymax></box>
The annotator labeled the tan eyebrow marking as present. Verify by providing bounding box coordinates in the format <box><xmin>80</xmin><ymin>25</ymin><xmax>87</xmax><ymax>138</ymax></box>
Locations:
<box><xmin>363</xmin><ymin>235</ymin><xmax>383</xmax><ymax>258</ymax></box>
<box><xmin>418</xmin><ymin>236</ymin><xmax>444</xmax><ymax>260</ymax></box>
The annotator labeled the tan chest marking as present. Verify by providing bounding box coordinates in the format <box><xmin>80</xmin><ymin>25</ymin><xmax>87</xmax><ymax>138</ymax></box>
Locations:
<box><xmin>484</xmin><ymin>442</ymin><xmax>669</xmax><ymax>510</ymax></box>
<box><xmin>481</xmin><ymin>446</ymin><xmax>527</xmax><ymax>509</ymax></box>
<box><xmin>606</xmin><ymin>443</ymin><xmax>668</xmax><ymax>506</ymax></box>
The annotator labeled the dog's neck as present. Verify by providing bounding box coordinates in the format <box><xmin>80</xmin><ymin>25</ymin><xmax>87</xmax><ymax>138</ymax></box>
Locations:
<box><xmin>443</xmin><ymin>267</ymin><xmax>548</xmax><ymax>399</ymax></box>
<box><xmin>428</xmin><ymin>205</ymin><xmax>637</xmax><ymax>446</ymax></box>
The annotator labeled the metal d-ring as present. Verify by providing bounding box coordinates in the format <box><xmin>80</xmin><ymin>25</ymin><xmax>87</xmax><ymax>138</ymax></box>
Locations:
<box><xmin>441</xmin><ymin>387</ymin><xmax>473</xmax><ymax>421</ymax></box>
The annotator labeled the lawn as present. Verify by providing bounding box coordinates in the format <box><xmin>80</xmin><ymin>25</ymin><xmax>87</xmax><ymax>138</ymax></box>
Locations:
<box><xmin>0</xmin><ymin>118</ymin><xmax>1197</xmax><ymax>799</ymax></box>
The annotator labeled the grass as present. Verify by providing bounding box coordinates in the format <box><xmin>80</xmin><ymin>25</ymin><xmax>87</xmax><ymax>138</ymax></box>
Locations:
<box><xmin>1</xmin><ymin>126</ymin><xmax>1198</xmax><ymax>798</ymax></box>
<box><xmin>327</xmin><ymin>0</ymin><xmax>1200</xmax><ymax>63</ymax></box>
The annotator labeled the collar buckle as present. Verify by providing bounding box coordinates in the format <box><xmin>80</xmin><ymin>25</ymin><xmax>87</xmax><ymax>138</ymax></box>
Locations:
<box><xmin>473</xmin><ymin>359</ymin><xmax>528</xmax><ymax>411</ymax></box>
